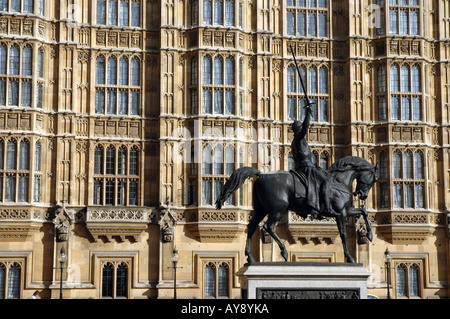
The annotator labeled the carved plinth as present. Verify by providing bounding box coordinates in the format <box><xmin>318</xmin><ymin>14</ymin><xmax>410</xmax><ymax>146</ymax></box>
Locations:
<box><xmin>236</xmin><ymin>262</ymin><xmax>371</xmax><ymax>299</ymax></box>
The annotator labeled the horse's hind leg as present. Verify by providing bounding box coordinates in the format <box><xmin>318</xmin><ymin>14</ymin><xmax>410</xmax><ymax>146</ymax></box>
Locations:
<box><xmin>263</xmin><ymin>213</ymin><xmax>288</xmax><ymax>262</ymax></box>
<box><xmin>245</xmin><ymin>197</ymin><xmax>267</xmax><ymax>264</ymax></box>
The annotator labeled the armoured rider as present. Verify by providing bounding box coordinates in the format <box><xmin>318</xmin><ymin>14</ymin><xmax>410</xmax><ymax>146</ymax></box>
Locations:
<box><xmin>291</xmin><ymin>104</ymin><xmax>333</xmax><ymax>218</ymax></box>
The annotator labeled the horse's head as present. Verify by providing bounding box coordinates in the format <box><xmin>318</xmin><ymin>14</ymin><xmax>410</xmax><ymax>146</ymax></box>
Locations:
<box><xmin>353</xmin><ymin>163</ymin><xmax>379</xmax><ymax>200</ymax></box>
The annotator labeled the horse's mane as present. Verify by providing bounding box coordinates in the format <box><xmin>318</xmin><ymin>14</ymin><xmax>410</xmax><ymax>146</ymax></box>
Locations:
<box><xmin>328</xmin><ymin>156</ymin><xmax>373</xmax><ymax>173</ymax></box>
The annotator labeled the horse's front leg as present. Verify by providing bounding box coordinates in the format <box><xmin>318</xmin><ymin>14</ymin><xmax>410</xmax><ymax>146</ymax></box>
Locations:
<box><xmin>335</xmin><ymin>214</ymin><xmax>356</xmax><ymax>263</ymax></box>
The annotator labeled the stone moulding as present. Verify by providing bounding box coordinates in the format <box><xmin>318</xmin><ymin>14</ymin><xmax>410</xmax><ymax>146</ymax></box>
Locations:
<box><xmin>284</xmin><ymin>211</ymin><xmax>339</xmax><ymax>244</ymax></box>
<box><xmin>85</xmin><ymin>207</ymin><xmax>155</xmax><ymax>243</ymax></box>
<box><xmin>184</xmin><ymin>208</ymin><xmax>250</xmax><ymax>242</ymax></box>
<box><xmin>0</xmin><ymin>208</ymin><xmax>43</xmax><ymax>239</ymax></box>
<box><xmin>375</xmin><ymin>212</ymin><xmax>436</xmax><ymax>244</ymax></box>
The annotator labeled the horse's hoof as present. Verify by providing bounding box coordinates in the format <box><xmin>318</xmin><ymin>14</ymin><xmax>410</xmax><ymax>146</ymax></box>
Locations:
<box><xmin>247</xmin><ymin>255</ymin><xmax>256</xmax><ymax>264</ymax></box>
<box><xmin>347</xmin><ymin>256</ymin><xmax>356</xmax><ymax>263</ymax></box>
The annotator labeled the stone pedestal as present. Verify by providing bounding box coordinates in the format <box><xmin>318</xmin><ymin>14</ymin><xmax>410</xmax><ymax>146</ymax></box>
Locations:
<box><xmin>236</xmin><ymin>262</ymin><xmax>371</xmax><ymax>299</ymax></box>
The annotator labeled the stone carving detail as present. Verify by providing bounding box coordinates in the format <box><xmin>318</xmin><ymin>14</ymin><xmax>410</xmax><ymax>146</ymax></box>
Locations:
<box><xmin>257</xmin><ymin>289</ymin><xmax>360</xmax><ymax>299</ymax></box>
<box><xmin>0</xmin><ymin>209</ymin><xmax>29</xmax><ymax>219</ymax></box>
<box><xmin>54</xmin><ymin>204</ymin><xmax>73</xmax><ymax>242</ymax></box>
<box><xmin>89</xmin><ymin>209</ymin><xmax>145</xmax><ymax>221</ymax></box>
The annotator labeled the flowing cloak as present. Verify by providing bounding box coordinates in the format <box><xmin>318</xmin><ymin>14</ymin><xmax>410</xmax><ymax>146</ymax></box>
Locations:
<box><xmin>290</xmin><ymin>121</ymin><xmax>327</xmax><ymax>213</ymax></box>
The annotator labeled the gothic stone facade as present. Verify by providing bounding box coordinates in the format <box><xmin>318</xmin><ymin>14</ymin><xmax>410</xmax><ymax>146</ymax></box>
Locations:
<box><xmin>0</xmin><ymin>0</ymin><xmax>449</xmax><ymax>299</ymax></box>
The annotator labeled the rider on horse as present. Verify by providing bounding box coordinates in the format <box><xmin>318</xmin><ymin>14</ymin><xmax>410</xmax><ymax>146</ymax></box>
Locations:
<box><xmin>291</xmin><ymin>105</ymin><xmax>333</xmax><ymax>218</ymax></box>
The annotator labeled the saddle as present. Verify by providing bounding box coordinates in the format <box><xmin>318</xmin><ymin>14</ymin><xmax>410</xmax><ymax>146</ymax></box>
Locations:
<box><xmin>290</xmin><ymin>169</ymin><xmax>307</xmax><ymax>199</ymax></box>
<box><xmin>289</xmin><ymin>166</ymin><xmax>326</xmax><ymax>213</ymax></box>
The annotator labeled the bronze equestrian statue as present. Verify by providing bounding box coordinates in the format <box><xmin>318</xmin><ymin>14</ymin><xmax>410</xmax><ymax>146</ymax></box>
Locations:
<box><xmin>215</xmin><ymin>152</ymin><xmax>378</xmax><ymax>264</ymax></box>
<box><xmin>216</xmin><ymin>45</ymin><xmax>378</xmax><ymax>264</ymax></box>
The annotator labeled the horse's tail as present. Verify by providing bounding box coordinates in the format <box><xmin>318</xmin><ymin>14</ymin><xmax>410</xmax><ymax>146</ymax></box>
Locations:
<box><xmin>215</xmin><ymin>167</ymin><xmax>261</xmax><ymax>210</ymax></box>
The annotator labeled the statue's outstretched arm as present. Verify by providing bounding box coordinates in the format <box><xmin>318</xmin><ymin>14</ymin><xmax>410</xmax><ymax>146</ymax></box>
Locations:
<box><xmin>297</xmin><ymin>107</ymin><xmax>312</xmax><ymax>140</ymax></box>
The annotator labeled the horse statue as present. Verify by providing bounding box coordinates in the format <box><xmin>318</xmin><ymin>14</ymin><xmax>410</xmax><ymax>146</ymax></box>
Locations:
<box><xmin>215</xmin><ymin>156</ymin><xmax>378</xmax><ymax>264</ymax></box>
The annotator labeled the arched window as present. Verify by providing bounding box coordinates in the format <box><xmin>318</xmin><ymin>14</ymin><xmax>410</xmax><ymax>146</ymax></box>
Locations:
<box><xmin>287</xmin><ymin>65</ymin><xmax>295</xmax><ymax>93</ymax></box>
<box><xmin>24</xmin><ymin>0</ymin><xmax>34</xmax><ymax>12</ymax></box>
<box><xmin>191</xmin><ymin>57</ymin><xmax>198</xmax><ymax>85</ymax></box>
<box><xmin>218</xmin><ymin>263</ymin><xmax>229</xmax><ymax>297</ymax></box>
<box><xmin>307</xmin><ymin>11</ymin><xmax>316</xmax><ymax>36</ymax></box>
<box><xmin>18</xmin><ymin>175</ymin><xmax>28</xmax><ymax>202</ymax></box>
<box><xmin>119</xmin><ymin>0</ymin><xmax>129</xmax><ymax>26</ymax></box>
<box><xmin>409</xmin><ymin>264</ymin><xmax>419</xmax><ymax>297</ymax></box>
<box><xmin>214</xmin><ymin>0</ymin><xmax>223</xmax><ymax>25</ymax></box>
<box><xmin>93</xmin><ymin>180</ymin><xmax>103</xmax><ymax>205</ymax></box>
<box><xmin>9</xmin><ymin>45</ymin><xmax>19</xmax><ymax>75</ymax></box>
<box><xmin>105</xmin><ymin>179</ymin><xmax>114</xmax><ymax>204</ymax></box>
<box><xmin>319</xmin><ymin>98</ymin><xmax>328</xmax><ymax>122</ymax></box>
<box><xmin>393</xmin><ymin>151</ymin><xmax>401</xmax><ymax>179</ymax></box>
<box><xmin>379</xmin><ymin>151</ymin><xmax>387</xmax><ymax>179</ymax></box>
<box><xmin>390</xmin><ymin>64</ymin><xmax>399</xmax><ymax>92</ymax></box>
<box><xmin>96</xmin><ymin>56</ymin><xmax>106</xmax><ymax>84</ymax></box>
<box><xmin>403</xmin><ymin>151</ymin><xmax>412</xmax><ymax>179</ymax></box>
<box><xmin>118</xmin><ymin>89</ymin><xmax>128</xmax><ymax>115</ymax></box>
<box><xmin>102</xmin><ymin>263</ymin><xmax>114</xmax><ymax>298</ymax></box>
<box><xmin>19</xmin><ymin>140</ymin><xmax>29</xmax><ymax>170</ymax></box>
<box><xmin>225</xmin><ymin>57</ymin><xmax>234</xmax><ymax>85</ymax></box>
<box><xmin>377</xmin><ymin>65</ymin><xmax>386</xmax><ymax>93</ymax></box>
<box><xmin>203</xmin><ymin>56</ymin><xmax>212</xmax><ymax>85</ymax></box>
<box><xmin>130</xmin><ymin>58</ymin><xmax>140</xmax><ymax>86</ymax></box>
<box><xmin>308</xmin><ymin>66</ymin><xmax>316</xmax><ymax>93</ymax></box>
<box><xmin>118</xmin><ymin>147</ymin><xmax>127</xmax><ymax>175</ymax></box>
<box><xmin>411</xmin><ymin>65</ymin><xmax>420</xmax><ymax>92</ymax></box>
<box><xmin>0</xmin><ymin>263</ymin><xmax>5</xmax><ymax>298</ymax></box>
<box><xmin>22</xmin><ymin>46</ymin><xmax>32</xmax><ymax>76</ymax></box>
<box><xmin>7</xmin><ymin>263</ymin><xmax>20</xmax><ymax>299</ymax></box>
<box><xmin>116</xmin><ymin>263</ymin><xmax>128</xmax><ymax>298</ymax></box>
<box><xmin>225</xmin><ymin>89</ymin><xmax>234</xmax><ymax>114</ymax></box>
<box><xmin>129</xmin><ymin>146</ymin><xmax>138</xmax><ymax>175</ymax></box>
<box><xmin>202</xmin><ymin>145</ymin><xmax>212</xmax><ymax>174</ymax></box>
<box><xmin>37</xmin><ymin>49</ymin><xmax>44</xmax><ymax>78</ymax></box>
<box><xmin>108</xmin><ymin>0</ymin><xmax>118</xmax><ymax>25</ymax></box>
<box><xmin>415</xmin><ymin>183</ymin><xmax>423</xmax><ymax>208</ymax></box>
<box><xmin>214</xmin><ymin>56</ymin><xmax>223</xmax><ymax>85</ymax></box>
<box><xmin>94</xmin><ymin>146</ymin><xmax>104</xmax><ymax>174</ymax></box>
<box><xmin>6</xmin><ymin>139</ymin><xmax>17</xmax><ymax>170</ymax></box>
<box><xmin>0</xmin><ymin>140</ymin><xmax>3</xmax><ymax>170</ymax></box>
<box><xmin>412</xmin><ymin>96</ymin><xmax>421</xmax><ymax>121</ymax></box>
<box><xmin>225</xmin><ymin>146</ymin><xmax>234</xmax><ymax>175</ymax></box>
<box><xmin>239</xmin><ymin>146</ymin><xmax>244</xmax><ymax>168</ymax></box>
<box><xmin>97</xmin><ymin>0</ymin><xmax>106</xmax><ymax>24</ymax></box>
<box><xmin>107</xmin><ymin>57</ymin><xmax>117</xmax><ymax>85</ymax></box>
<box><xmin>11</xmin><ymin>0</ymin><xmax>20</xmax><ymax>12</ymax></box>
<box><xmin>106</xmin><ymin>146</ymin><xmax>115</xmax><ymax>175</ymax></box>
<box><xmin>319</xmin><ymin>67</ymin><xmax>327</xmax><ymax>94</ymax></box>
<box><xmin>203</xmin><ymin>88</ymin><xmax>212</xmax><ymax>114</ymax></box>
<box><xmin>214</xmin><ymin>145</ymin><xmax>223</xmax><ymax>175</ymax></box>
<box><xmin>190</xmin><ymin>0</ymin><xmax>199</xmax><ymax>25</ymax></box>
<box><xmin>396</xmin><ymin>264</ymin><xmax>407</xmax><ymax>297</ymax></box>
<box><xmin>391</xmin><ymin>95</ymin><xmax>400</xmax><ymax>120</ymax></box>
<box><xmin>204</xmin><ymin>263</ymin><xmax>215</xmax><ymax>297</ymax></box>
<box><xmin>107</xmin><ymin>88</ymin><xmax>116</xmax><ymax>114</ymax></box>
<box><xmin>400</xmin><ymin>65</ymin><xmax>409</xmax><ymax>92</ymax></box>
<box><xmin>414</xmin><ymin>152</ymin><xmax>422</xmax><ymax>179</ymax></box>
<box><xmin>0</xmin><ymin>44</ymin><xmax>6</xmax><ymax>74</ymax></box>
<box><xmin>119</xmin><ymin>57</ymin><xmax>128</xmax><ymax>86</ymax></box>
<box><xmin>225</xmin><ymin>1</ymin><xmax>234</xmax><ymax>26</ymax></box>
<box><xmin>203</xmin><ymin>0</ymin><xmax>212</xmax><ymax>24</ymax></box>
